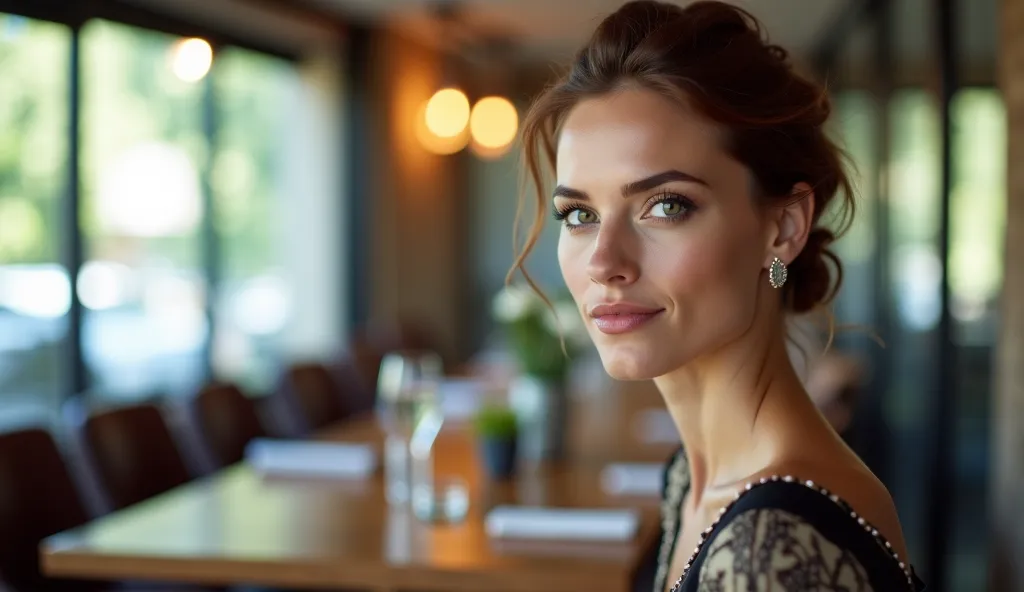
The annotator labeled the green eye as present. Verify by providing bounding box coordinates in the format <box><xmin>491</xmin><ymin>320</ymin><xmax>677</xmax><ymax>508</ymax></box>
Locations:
<box><xmin>565</xmin><ymin>209</ymin><xmax>597</xmax><ymax>226</ymax></box>
<box><xmin>651</xmin><ymin>200</ymin><xmax>684</xmax><ymax>217</ymax></box>
<box><xmin>553</xmin><ymin>205</ymin><xmax>598</xmax><ymax>229</ymax></box>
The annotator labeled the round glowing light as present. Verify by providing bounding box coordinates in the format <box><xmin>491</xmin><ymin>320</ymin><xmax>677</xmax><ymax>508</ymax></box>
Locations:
<box><xmin>170</xmin><ymin>37</ymin><xmax>213</xmax><ymax>83</ymax></box>
<box><xmin>470</xmin><ymin>96</ymin><xmax>519</xmax><ymax>151</ymax></box>
<box><xmin>415</xmin><ymin>100</ymin><xmax>469</xmax><ymax>155</ymax></box>
<box><xmin>424</xmin><ymin>88</ymin><xmax>470</xmax><ymax>138</ymax></box>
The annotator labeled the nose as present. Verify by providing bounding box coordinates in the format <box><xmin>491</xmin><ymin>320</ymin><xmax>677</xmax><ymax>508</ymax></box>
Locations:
<box><xmin>586</xmin><ymin>223</ymin><xmax>640</xmax><ymax>286</ymax></box>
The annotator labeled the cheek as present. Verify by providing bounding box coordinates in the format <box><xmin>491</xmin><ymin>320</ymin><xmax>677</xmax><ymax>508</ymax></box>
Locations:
<box><xmin>557</xmin><ymin>233</ymin><xmax>589</xmax><ymax>296</ymax></box>
<box><xmin>648</xmin><ymin>225</ymin><xmax>760</xmax><ymax>305</ymax></box>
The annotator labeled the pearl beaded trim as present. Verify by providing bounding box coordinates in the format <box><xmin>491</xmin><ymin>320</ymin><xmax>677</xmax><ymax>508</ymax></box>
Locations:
<box><xmin>669</xmin><ymin>475</ymin><xmax>916</xmax><ymax>591</ymax></box>
<box><xmin>655</xmin><ymin>449</ymin><xmax>691</xmax><ymax>592</ymax></box>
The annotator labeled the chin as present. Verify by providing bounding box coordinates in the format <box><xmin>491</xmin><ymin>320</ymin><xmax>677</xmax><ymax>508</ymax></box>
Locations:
<box><xmin>595</xmin><ymin>343</ymin><xmax>675</xmax><ymax>381</ymax></box>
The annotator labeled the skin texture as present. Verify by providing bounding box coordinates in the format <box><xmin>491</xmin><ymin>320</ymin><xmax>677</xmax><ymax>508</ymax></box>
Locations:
<box><xmin>555</xmin><ymin>87</ymin><xmax>787</xmax><ymax>382</ymax></box>
<box><xmin>553</xmin><ymin>86</ymin><xmax>910</xmax><ymax>589</ymax></box>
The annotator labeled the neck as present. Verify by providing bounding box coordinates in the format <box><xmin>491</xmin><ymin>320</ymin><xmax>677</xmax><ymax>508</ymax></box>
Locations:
<box><xmin>654</xmin><ymin>314</ymin><xmax>816</xmax><ymax>505</ymax></box>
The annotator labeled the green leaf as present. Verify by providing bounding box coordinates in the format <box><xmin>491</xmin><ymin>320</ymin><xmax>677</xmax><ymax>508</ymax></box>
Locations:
<box><xmin>473</xmin><ymin>405</ymin><xmax>518</xmax><ymax>438</ymax></box>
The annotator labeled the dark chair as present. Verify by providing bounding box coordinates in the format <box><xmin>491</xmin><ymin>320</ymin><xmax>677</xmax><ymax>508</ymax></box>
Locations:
<box><xmin>0</xmin><ymin>428</ymin><xmax>103</xmax><ymax>592</ymax></box>
<box><xmin>278</xmin><ymin>363</ymin><xmax>347</xmax><ymax>435</ymax></box>
<box><xmin>330</xmin><ymin>356</ymin><xmax>375</xmax><ymax>416</ymax></box>
<box><xmin>83</xmin><ymin>404</ymin><xmax>192</xmax><ymax>511</ymax></box>
<box><xmin>192</xmin><ymin>383</ymin><xmax>266</xmax><ymax>468</ymax></box>
<box><xmin>342</xmin><ymin>337</ymin><xmax>384</xmax><ymax>410</ymax></box>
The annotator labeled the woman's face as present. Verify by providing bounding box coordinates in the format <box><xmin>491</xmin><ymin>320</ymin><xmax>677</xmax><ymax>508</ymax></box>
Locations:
<box><xmin>555</xmin><ymin>87</ymin><xmax>774</xmax><ymax>380</ymax></box>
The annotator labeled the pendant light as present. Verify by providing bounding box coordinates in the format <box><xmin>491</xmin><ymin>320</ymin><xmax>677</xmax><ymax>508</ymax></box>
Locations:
<box><xmin>416</xmin><ymin>2</ymin><xmax>519</xmax><ymax>158</ymax></box>
<box><xmin>417</xmin><ymin>2</ymin><xmax>471</xmax><ymax>154</ymax></box>
<box><xmin>468</xmin><ymin>36</ymin><xmax>519</xmax><ymax>160</ymax></box>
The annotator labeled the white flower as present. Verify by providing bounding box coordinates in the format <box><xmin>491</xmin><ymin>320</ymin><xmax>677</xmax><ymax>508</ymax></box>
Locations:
<box><xmin>543</xmin><ymin>299</ymin><xmax>591</xmax><ymax>348</ymax></box>
<box><xmin>492</xmin><ymin>285</ymin><xmax>537</xmax><ymax>323</ymax></box>
<box><xmin>541</xmin><ymin>300</ymin><xmax>575</xmax><ymax>333</ymax></box>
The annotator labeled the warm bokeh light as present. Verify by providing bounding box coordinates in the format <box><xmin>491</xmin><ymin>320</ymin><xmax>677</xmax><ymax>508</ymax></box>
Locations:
<box><xmin>469</xmin><ymin>140</ymin><xmax>514</xmax><ymax>160</ymax></box>
<box><xmin>469</xmin><ymin>96</ymin><xmax>518</xmax><ymax>155</ymax></box>
<box><xmin>170</xmin><ymin>37</ymin><xmax>213</xmax><ymax>83</ymax></box>
<box><xmin>415</xmin><ymin>100</ymin><xmax>470</xmax><ymax>155</ymax></box>
<box><xmin>424</xmin><ymin>88</ymin><xmax>470</xmax><ymax>138</ymax></box>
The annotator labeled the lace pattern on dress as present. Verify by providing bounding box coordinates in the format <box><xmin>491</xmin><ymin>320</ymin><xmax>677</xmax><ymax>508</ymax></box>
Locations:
<box><xmin>696</xmin><ymin>508</ymin><xmax>874</xmax><ymax>591</ymax></box>
<box><xmin>653</xmin><ymin>449</ymin><xmax>691</xmax><ymax>592</ymax></box>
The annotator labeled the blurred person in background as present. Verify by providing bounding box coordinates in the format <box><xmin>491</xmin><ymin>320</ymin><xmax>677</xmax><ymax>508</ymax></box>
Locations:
<box><xmin>511</xmin><ymin>1</ymin><xmax>924</xmax><ymax>590</ymax></box>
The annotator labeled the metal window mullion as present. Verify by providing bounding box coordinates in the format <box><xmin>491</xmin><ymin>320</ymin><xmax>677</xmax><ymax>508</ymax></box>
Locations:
<box><xmin>65</xmin><ymin>19</ymin><xmax>87</xmax><ymax>399</ymax></box>
<box><xmin>924</xmin><ymin>0</ymin><xmax>959</xmax><ymax>588</ymax></box>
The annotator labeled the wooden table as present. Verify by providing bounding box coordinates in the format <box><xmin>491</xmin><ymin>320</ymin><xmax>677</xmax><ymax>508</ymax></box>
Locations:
<box><xmin>42</xmin><ymin>381</ymin><xmax>679</xmax><ymax>592</ymax></box>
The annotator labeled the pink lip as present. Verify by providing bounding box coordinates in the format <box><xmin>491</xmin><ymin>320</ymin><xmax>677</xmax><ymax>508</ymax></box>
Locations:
<box><xmin>589</xmin><ymin>303</ymin><xmax>665</xmax><ymax>335</ymax></box>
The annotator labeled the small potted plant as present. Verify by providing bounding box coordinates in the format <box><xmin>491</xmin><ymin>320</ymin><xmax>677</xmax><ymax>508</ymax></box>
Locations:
<box><xmin>491</xmin><ymin>284</ymin><xmax>590</xmax><ymax>461</ymax></box>
<box><xmin>473</xmin><ymin>405</ymin><xmax>519</xmax><ymax>480</ymax></box>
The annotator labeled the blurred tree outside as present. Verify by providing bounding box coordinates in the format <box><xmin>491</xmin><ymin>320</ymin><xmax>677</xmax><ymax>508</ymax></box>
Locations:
<box><xmin>81</xmin><ymin>18</ymin><xmax>205</xmax><ymax>266</ymax></box>
<box><xmin>0</xmin><ymin>14</ymin><xmax>67</xmax><ymax>265</ymax></box>
<box><xmin>213</xmin><ymin>47</ymin><xmax>290</xmax><ymax>277</ymax></box>
<box><xmin>211</xmin><ymin>47</ymin><xmax>294</xmax><ymax>392</ymax></box>
<box><xmin>0</xmin><ymin>13</ymin><xmax>298</xmax><ymax>404</ymax></box>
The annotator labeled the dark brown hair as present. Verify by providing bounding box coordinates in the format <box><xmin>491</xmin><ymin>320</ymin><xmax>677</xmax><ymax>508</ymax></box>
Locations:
<box><xmin>510</xmin><ymin>0</ymin><xmax>853</xmax><ymax>315</ymax></box>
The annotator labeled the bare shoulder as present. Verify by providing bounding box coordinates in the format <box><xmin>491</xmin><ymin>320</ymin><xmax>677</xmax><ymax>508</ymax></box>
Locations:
<box><xmin>830</xmin><ymin>462</ymin><xmax>908</xmax><ymax>557</ymax></box>
<box><xmin>766</xmin><ymin>452</ymin><xmax>910</xmax><ymax>562</ymax></box>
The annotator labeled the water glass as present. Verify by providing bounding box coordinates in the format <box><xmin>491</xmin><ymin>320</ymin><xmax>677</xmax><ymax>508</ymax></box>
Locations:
<box><xmin>376</xmin><ymin>350</ymin><xmax>443</xmax><ymax>505</ymax></box>
<box><xmin>412</xmin><ymin>477</ymin><xmax>470</xmax><ymax>523</ymax></box>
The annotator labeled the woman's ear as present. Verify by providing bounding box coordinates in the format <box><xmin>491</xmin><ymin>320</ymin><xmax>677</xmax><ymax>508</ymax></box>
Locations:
<box><xmin>764</xmin><ymin>182</ymin><xmax>815</xmax><ymax>268</ymax></box>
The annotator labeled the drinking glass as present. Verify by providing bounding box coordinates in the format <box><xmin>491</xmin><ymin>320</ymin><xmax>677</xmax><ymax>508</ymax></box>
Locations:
<box><xmin>376</xmin><ymin>350</ymin><xmax>443</xmax><ymax>505</ymax></box>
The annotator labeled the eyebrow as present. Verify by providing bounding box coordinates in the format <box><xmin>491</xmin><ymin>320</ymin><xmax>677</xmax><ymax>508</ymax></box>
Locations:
<box><xmin>552</xmin><ymin>169</ymin><xmax>709</xmax><ymax>200</ymax></box>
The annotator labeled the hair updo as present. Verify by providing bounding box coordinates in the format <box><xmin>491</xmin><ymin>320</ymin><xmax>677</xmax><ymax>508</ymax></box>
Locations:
<box><xmin>511</xmin><ymin>0</ymin><xmax>854</xmax><ymax>314</ymax></box>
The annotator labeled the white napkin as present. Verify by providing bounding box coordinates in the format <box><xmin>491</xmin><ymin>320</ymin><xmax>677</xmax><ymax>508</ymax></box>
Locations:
<box><xmin>631</xmin><ymin>409</ymin><xmax>679</xmax><ymax>444</ymax></box>
<box><xmin>245</xmin><ymin>438</ymin><xmax>377</xmax><ymax>479</ymax></box>
<box><xmin>600</xmin><ymin>462</ymin><xmax>664</xmax><ymax>497</ymax></box>
<box><xmin>436</xmin><ymin>378</ymin><xmax>486</xmax><ymax>420</ymax></box>
<box><xmin>484</xmin><ymin>506</ymin><xmax>640</xmax><ymax>542</ymax></box>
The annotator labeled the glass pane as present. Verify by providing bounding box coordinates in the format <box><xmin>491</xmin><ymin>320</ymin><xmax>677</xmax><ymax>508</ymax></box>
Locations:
<box><xmin>884</xmin><ymin>88</ymin><xmax>944</xmax><ymax>566</ymax></box>
<box><xmin>949</xmin><ymin>87</ymin><xmax>1002</xmax><ymax>591</ymax></box>
<box><xmin>889</xmin><ymin>90</ymin><xmax>943</xmax><ymax>333</ymax></box>
<box><xmin>832</xmin><ymin>90</ymin><xmax>879</xmax><ymax>328</ymax></box>
<box><xmin>80</xmin><ymin>20</ymin><xmax>208</xmax><ymax>400</ymax></box>
<box><xmin>950</xmin><ymin>88</ymin><xmax>1005</xmax><ymax>343</ymax></box>
<box><xmin>0</xmin><ymin>14</ymin><xmax>70</xmax><ymax>421</ymax></box>
<box><xmin>211</xmin><ymin>47</ymin><xmax>293</xmax><ymax>393</ymax></box>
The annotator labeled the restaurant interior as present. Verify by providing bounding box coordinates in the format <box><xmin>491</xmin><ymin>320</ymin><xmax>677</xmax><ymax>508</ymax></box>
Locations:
<box><xmin>0</xmin><ymin>0</ymin><xmax>1019</xmax><ymax>590</ymax></box>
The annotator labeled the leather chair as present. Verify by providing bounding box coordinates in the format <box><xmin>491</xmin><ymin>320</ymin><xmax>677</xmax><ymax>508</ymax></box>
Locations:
<box><xmin>278</xmin><ymin>363</ymin><xmax>347</xmax><ymax>435</ymax></box>
<box><xmin>192</xmin><ymin>383</ymin><xmax>266</xmax><ymax>468</ymax></box>
<box><xmin>0</xmin><ymin>428</ymin><xmax>102</xmax><ymax>592</ymax></box>
<box><xmin>82</xmin><ymin>404</ymin><xmax>191</xmax><ymax>511</ymax></box>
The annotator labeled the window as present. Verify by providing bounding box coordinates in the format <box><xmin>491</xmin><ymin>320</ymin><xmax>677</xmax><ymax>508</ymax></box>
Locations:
<box><xmin>888</xmin><ymin>90</ymin><xmax>943</xmax><ymax>333</ymax></box>
<box><xmin>0</xmin><ymin>8</ymin><xmax>344</xmax><ymax>415</ymax></box>
<box><xmin>80</xmin><ymin>20</ymin><xmax>207</xmax><ymax>400</ymax></box>
<box><xmin>211</xmin><ymin>47</ymin><xmax>294</xmax><ymax>393</ymax></box>
<box><xmin>950</xmin><ymin>88</ymin><xmax>1005</xmax><ymax>343</ymax></box>
<box><xmin>832</xmin><ymin>90</ymin><xmax>880</xmax><ymax>327</ymax></box>
<box><xmin>0</xmin><ymin>13</ymin><xmax>70</xmax><ymax>419</ymax></box>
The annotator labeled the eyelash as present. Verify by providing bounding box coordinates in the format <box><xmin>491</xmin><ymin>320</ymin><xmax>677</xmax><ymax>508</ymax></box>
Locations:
<box><xmin>552</xmin><ymin>193</ymin><xmax>696</xmax><ymax>229</ymax></box>
<box><xmin>551</xmin><ymin>204</ymin><xmax>582</xmax><ymax>222</ymax></box>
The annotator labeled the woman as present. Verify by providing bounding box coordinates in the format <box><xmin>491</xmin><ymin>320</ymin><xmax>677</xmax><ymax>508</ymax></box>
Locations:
<box><xmin>511</xmin><ymin>1</ymin><xmax>925</xmax><ymax>590</ymax></box>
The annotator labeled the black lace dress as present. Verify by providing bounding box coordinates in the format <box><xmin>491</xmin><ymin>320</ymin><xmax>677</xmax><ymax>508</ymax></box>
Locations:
<box><xmin>653</xmin><ymin>448</ymin><xmax>928</xmax><ymax>592</ymax></box>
